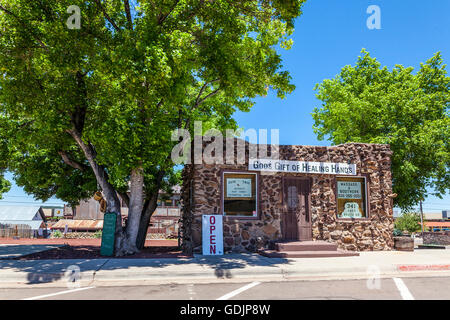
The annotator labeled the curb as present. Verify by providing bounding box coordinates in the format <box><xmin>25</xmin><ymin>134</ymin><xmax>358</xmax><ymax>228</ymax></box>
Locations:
<box><xmin>397</xmin><ymin>264</ymin><xmax>450</xmax><ymax>272</ymax></box>
<box><xmin>1</xmin><ymin>262</ymin><xmax>450</xmax><ymax>285</ymax></box>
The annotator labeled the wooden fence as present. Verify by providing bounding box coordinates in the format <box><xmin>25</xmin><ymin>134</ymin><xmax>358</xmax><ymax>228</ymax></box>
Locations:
<box><xmin>147</xmin><ymin>220</ymin><xmax>179</xmax><ymax>238</ymax></box>
<box><xmin>0</xmin><ymin>224</ymin><xmax>33</xmax><ymax>238</ymax></box>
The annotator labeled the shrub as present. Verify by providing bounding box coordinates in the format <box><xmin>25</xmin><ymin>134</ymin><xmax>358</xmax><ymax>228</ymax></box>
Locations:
<box><xmin>395</xmin><ymin>212</ymin><xmax>422</xmax><ymax>234</ymax></box>
<box><xmin>52</xmin><ymin>230</ymin><xmax>63</xmax><ymax>238</ymax></box>
<box><xmin>93</xmin><ymin>230</ymin><xmax>102</xmax><ymax>239</ymax></box>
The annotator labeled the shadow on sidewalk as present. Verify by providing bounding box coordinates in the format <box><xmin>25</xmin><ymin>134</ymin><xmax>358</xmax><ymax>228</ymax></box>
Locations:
<box><xmin>0</xmin><ymin>253</ymin><xmax>292</xmax><ymax>285</ymax></box>
<box><xmin>194</xmin><ymin>254</ymin><xmax>291</xmax><ymax>279</ymax></box>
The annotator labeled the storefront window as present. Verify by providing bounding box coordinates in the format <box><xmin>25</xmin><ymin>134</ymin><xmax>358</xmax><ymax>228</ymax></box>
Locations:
<box><xmin>336</xmin><ymin>177</ymin><xmax>367</xmax><ymax>218</ymax></box>
<box><xmin>223</xmin><ymin>172</ymin><xmax>257</xmax><ymax>217</ymax></box>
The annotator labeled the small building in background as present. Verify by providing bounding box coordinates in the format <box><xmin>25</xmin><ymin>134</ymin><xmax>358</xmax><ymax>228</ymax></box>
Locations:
<box><xmin>60</xmin><ymin>187</ymin><xmax>181</xmax><ymax>238</ymax></box>
<box><xmin>423</xmin><ymin>210</ymin><xmax>450</xmax><ymax>232</ymax></box>
<box><xmin>0</xmin><ymin>205</ymin><xmax>47</xmax><ymax>238</ymax></box>
<box><xmin>42</xmin><ymin>206</ymin><xmax>65</xmax><ymax>218</ymax></box>
<box><xmin>51</xmin><ymin>219</ymin><xmax>103</xmax><ymax>232</ymax></box>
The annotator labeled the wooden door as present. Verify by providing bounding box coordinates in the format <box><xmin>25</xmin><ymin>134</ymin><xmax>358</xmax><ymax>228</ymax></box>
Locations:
<box><xmin>282</xmin><ymin>178</ymin><xmax>312</xmax><ymax>241</ymax></box>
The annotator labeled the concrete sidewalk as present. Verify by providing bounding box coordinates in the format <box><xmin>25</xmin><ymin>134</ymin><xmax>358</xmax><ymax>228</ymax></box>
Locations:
<box><xmin>0</xmin><ymin>249</ymin><xmax>449</xmax><ymax>287</ymax></box>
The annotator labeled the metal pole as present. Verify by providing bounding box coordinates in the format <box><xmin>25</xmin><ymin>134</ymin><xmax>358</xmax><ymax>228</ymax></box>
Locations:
<box><xmin>420</xmin><ymin>200</ymin><xmax>424</xmax><ymax>237</ymax></box>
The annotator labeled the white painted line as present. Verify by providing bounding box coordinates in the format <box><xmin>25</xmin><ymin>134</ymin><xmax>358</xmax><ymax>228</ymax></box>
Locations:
<box><xmin>187</xmin><ymin>284</ymin><xmax>195</xmax><ymax>300</ymax></box>
<box><xmin>392</xmin><ymin>278</ymin><xmax>414</xmax><ymax>300</ymax></box>
<box><xmin>23</xmin><ymin>286</ymin><xmax>95</xmax><ymax>300</ymax></box>
<box><xmin>216</xmin><ymin>281</ymin><xmax>261</xmax><ymax>300</ymax></box>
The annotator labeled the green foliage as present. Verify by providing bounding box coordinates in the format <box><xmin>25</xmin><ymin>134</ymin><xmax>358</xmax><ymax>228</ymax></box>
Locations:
<box><xmin>312</xmin><ymin>49</ymin><xmax>450</xmax><ymax>209</ymax></box>
<box><xmin>93</xmin><ymin>230</ymin><xmax>102</xmax><ymax>239</ymax></box>
<box><xmin>47</xmin><ymin>216</ymin><xmax>63</xmax><ymax>221</ymax></box>
<box><xmin>0</xmin><ymin>0</ymin><xmax>304</xmax><ymax>206</ymax></box>
<box><xmin>393</xmin><ymin>229</ymin><xmax>403</xmax><ymax>237</ymax></box>
<box><xmin>0</xmin><ymin>174</ymin><xmax>10</xmax><ymax>200</ymax></box>
<box><xmin>52</xmin><ymin>230</ymin><xmax>63</xmax><ymax>238</ymax></box>
<box><xmin>394</xmin><ymin>212</ymin><xmax>422</xmax><ymax>234</ymax></box>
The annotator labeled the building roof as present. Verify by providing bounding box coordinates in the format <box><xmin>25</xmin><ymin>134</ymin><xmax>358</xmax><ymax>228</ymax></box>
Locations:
<box><xmin>0</xmin><ymin>205</ymin><xmax>45</xmax><ymax>222</ymax></box>
<box><xmin>424</xmin><ymin>221</ymin><xmax>450</xmax><ymax>228</ymax></box>
<box><xmin>395</xmin><ymin>212</ymin><xmax>446</xmax><ymax>220</ymax></box>
<box><xmin>0</xmin><ymin>220</ymin><xmax>44</xmax><ymax>230</ymax></box>
<box><xmin>423</xmin><ymin>212</ymin><xmax>445</xmax><ymax>220</ymax></box>
<box><xmin>51</xmin><ymin>219</ymin><xmax>103</xmax><ymax>231</ymax></box>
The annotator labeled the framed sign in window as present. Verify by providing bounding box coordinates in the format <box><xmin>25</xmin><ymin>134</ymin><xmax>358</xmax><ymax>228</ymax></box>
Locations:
<box><xmin>336</xmin><ymin>176</ymin><xmax>367</xmax><ymax>219</ymax></box>
<box><xmin>223</xmin><ymin>172</ymin><xmax>257</xmax><ymax>217</ymax></box>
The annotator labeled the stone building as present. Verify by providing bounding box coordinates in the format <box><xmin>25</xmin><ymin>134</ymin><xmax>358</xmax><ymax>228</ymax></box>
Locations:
<box><xmin>181</xmin><ymin>138</ymin><xmax>395</xmax><ymax>254</ymax></box>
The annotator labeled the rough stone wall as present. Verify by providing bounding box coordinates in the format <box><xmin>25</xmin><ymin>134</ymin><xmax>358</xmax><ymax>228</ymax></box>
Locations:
<box><xmin>423</xmin><ymin>231</ymin><xmax>450</xmax><ymax>246</ymax></box>
<box><xmin>181</xmin><ymin>140</ymin><xmax>394</xmax><ymax>253</ymax></box>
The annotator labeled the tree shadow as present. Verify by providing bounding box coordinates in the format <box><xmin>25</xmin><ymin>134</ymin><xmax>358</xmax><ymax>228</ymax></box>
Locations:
<box><xmin>0</xmin><ymin>251</ymin><xmax>293</xmax><ymax>285</ymax></box>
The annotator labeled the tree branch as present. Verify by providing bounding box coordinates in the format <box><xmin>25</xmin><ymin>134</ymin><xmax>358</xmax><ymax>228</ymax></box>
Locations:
<box><xmin>123</xmin><ymin>0</ymin><xmax>133</xmax><ymax>30</ymax></box>
<box><xmin>197</xmin><ymin>87</ymin><xmax>221</xmax><ymax>106</ymax></box>
<box><xmin>194</xmin><ymin>79</ymin><xmax>220</xmax><ymax>107</ymax></box>
<box><xmin>0</xmin><ymin>4</ymin><xmax>49</xmax><ymax>50</ymax></box>
<box><xmin>158</xmin><ymin>0</ymin><xmax>180</xmax><ymax>25</ymax></box>
<box><xmin>93</xmin><ymin>0</ymin><xmax>120</xmax><ymax>32</ymax></box>
<box><xmin>118</xmin><ymin>191</ymin><xmax>130</xmax><ymax>207</ymax></box>
<box><xmin>58</xmin><ymin>151</ymin><xmax>89</xmax><ymax>171</ymax></box>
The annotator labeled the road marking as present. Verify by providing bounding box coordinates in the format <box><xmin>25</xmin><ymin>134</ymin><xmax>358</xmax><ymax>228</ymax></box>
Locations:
<box><xmin>392</xmin><ymin>278</ymin><xmax>414</xmax><ymax>300</ymax></box>
<box><xmin>23</xmin><ymin>286</ymin><xmax>95</xmax><ymax>300</ymax></box>
<box><xmin>187</xmin><ymin>284</ymin><xmax>195</xmax><ymax>300</ymax></box>
<box><xmin>216</xmin><ymin>281</ymin><xmax>261</xmax><ymax>300</ymax></box>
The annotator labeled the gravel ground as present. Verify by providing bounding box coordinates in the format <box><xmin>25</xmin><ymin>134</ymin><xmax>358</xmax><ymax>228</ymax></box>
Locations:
<box><xmin>0</xmin><ymin>238</ymin><xmax>178</xmax><ymax>247</ymax></box>
<box><xmin>0</xmin><ymin>238</ymin><xmax>189</xmax><ymax>260</ymax></box>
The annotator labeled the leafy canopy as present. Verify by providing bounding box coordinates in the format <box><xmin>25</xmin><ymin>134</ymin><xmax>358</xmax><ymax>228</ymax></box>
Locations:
<box><xmin>312</xmin><ymin>50</ymin><xmax>449</xmax><ymax>209</ymax></box>
<box><xmin>0</xmin><ymin>0</ymin><xmax>304</xmax><ymax>205</ymax></box>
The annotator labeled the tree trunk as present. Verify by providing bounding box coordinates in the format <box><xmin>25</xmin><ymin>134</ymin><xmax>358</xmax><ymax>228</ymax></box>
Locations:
<box><xmin>116</xmin><ymin>167</ymin><xmax>144</xmax><ymax>256</ymax></box>
<box><xmin>135</xmin><ymin>193</ymin><xmax>158</xmax><ymax>250</ymax></box>
<box><xmin>67</xmin><ymin>129</ymin><xmax>136</xmax><ymax>256</ymax></box>
<box><xmin>135</xmin><ymin>171</ymin><xmax>165</xmax><ymax>250</ymax></box>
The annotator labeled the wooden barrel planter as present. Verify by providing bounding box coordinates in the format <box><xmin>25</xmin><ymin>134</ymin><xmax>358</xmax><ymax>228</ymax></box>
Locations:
<box><xmin>394</xmin><ymin>236</ymin><xmax>414</xmax><ymax>251</ymax></box>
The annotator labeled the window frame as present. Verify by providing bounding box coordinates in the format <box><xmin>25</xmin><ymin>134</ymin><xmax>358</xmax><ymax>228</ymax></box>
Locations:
<box><xmin>334</xmin><ymin>175</ymin><xmax>370</xmax><ymax>221</ymax></box>
<box><xmin>220</xmin><ymin>170</ymin><xmax>260</xmax><ymax>220</ymax></box>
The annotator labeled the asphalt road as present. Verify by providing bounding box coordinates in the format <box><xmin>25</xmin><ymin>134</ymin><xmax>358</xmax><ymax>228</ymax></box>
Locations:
<box><xmin>1</xmin><ymin>276</ymin><xmax>449</xmax><ymax>300</ymax></box>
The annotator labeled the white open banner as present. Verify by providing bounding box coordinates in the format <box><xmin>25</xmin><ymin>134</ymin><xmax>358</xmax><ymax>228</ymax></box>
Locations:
<box><xmin>249</xmin><ymin>158</ymin><xmax>356</xmax><ymax>175</ymax></box>
<box><xmin>202</xmin><ymin>215</ymin><xmax>224</xmax><ymax>255</ymax></box>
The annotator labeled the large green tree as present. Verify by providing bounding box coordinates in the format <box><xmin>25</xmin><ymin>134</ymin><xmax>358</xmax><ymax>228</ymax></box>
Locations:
<box><xmin>312</xmin><ymin>50</ymin><xmax>450</xmax><ymax>210</ymax></box>
<box><xmin>0</xmin><ymin>130</ymin><xmax>10</xmax><ymax>198</ymax></box>
<box><xmin>0</xmin><ymin>0</ymin><xmax>304</xmax><ymax>255</ymax></box>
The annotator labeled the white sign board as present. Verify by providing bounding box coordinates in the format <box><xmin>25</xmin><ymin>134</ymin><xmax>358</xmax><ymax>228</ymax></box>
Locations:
<box><xmin>226</xmin><ymin>178</ymin><xmax>252</xmax><ymax>198</ymax></box>
<box><xmin>337</xmin><ymin>181</ymin><xmax>362</xmax><ymax>199</ymax></box>
<box><xmin>202</xmin><ymin>215</ymin><xmax>223</xmax><ymax>255</ymax></box>
<box><xmin>54</xmin><ymin>209</ymin><xmax>64</xmax><ymax>217</ymax></box>
<box><xmin>249</xmin><ymin>159</ymin><xmax>356</xmax><ymax>175</ymax></box>
<box><xmin>341</xmin><ymin>202</ymin><xmax>363</xmax><ymax>218</ymax></box>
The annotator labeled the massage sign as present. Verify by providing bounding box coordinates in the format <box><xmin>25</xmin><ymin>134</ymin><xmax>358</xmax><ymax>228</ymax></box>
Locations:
<box><xmin>336</xmin><ymin>178</ymin><xmax>366</xmax><ymax>218</ymax></box>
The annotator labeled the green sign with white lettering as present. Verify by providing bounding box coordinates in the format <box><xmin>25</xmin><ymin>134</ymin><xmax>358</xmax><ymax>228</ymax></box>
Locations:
<box><xmin>100</xmin><ymin>212</ymin><xmax>117</xmax><ymax>256</ymax></box>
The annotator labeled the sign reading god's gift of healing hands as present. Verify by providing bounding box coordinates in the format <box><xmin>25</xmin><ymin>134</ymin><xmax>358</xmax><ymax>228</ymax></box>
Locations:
<box><xmin>249</xmin><ymin>159</ymin><xmax>356</xmax><ymax>175</ymax></box>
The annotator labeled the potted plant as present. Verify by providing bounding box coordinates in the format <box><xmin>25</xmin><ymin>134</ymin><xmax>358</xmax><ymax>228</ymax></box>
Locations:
<box><xmin>393</xmin><ymin>212</ymin><xmax>421</xmax><ymax>251</ymax></box>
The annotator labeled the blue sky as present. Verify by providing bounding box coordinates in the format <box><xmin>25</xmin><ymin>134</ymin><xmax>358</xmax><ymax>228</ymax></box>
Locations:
<box><xmin>1</xmin><ymin>0</ymin><xmax>449</xmax><ymax>213</ymax></box>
